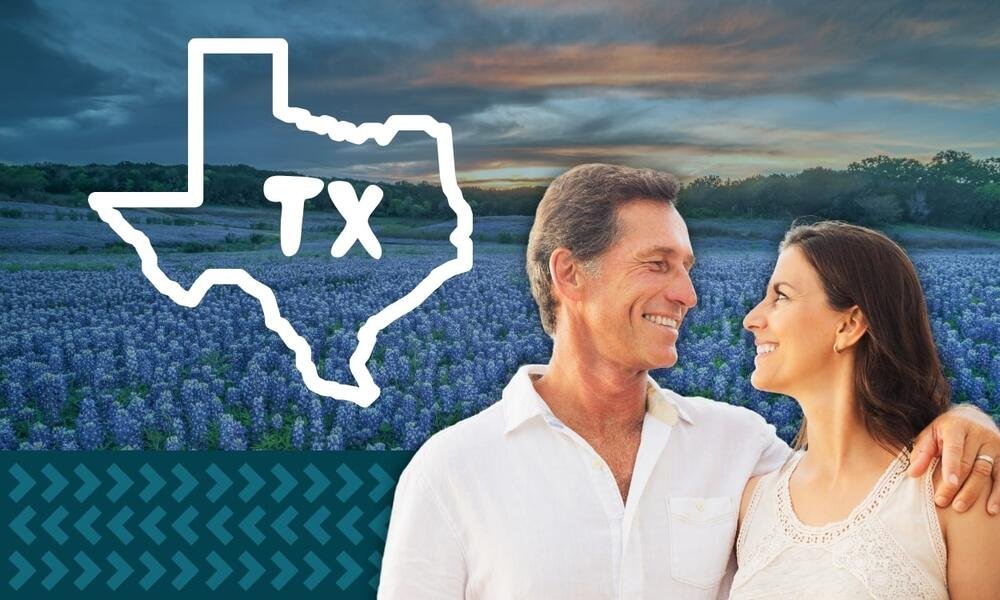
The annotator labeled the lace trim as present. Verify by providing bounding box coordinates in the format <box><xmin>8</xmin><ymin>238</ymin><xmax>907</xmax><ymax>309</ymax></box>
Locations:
<box><xmin>777</xmin><ymin>449</ymin><xmax>910</xmax><ymax>545</ymax></box>
<box><xmin>736</xmin><ymin>471</ymin><xmax>771</xmax><ymax>557</ymax></box>
<box><xmin>829</xmin><ymin>516</ymin><xmax>944</xmax><ymax>599</ymax></box>
<box><xmin>731</xmin><ymin>519</ymin><xmax>791</xmax><ymax>591</ymax></box>
<box><xmin>922</xmin><ymin>457</ymin><xmax>948</xmax><ymax>582</ymax></box>
<box><xmin>733</xmin><ymin>450</ymin><xmax>948</xmax><ymax>599</ymax></box>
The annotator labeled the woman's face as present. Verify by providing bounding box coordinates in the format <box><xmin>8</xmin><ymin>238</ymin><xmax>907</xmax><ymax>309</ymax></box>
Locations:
<box><xmin>742</xmin><ymin>246</ymin><xmax>846</xmax><ymax>397</ymax></box>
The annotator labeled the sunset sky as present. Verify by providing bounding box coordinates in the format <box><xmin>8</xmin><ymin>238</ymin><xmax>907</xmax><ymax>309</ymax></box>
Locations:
<box><xmin>3</xmin><ymin>0</ymin><xmax>1000</xmax><ymax>187</ymax></box>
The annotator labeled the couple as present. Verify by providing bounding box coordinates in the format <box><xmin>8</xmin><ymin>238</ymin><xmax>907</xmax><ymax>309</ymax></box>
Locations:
<box><xmin>379</xmin><ymin>164</ymin><xmax>1000</xmax><ymax>599</ymax></box>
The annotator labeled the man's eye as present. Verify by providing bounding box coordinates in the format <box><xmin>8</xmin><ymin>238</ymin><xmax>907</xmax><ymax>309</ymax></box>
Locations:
<box><xmin>775</xmin><ymin>291</ymin><xmax>788</xmax><ymax>301</ymax></box>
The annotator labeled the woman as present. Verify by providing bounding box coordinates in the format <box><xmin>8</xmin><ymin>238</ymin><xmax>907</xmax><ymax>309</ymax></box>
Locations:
<box><xmin>730</xmin><ymin>221</ymin><xmax>999</xmax><ymax>599</ymax></box>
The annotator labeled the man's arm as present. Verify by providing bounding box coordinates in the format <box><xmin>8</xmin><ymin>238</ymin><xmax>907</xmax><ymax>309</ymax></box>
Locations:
<box><xmin>907</xmin><ymin>404</ymin><xmax>1000</xmax><ymax>515</ymax></box>
<box><xmin>378</xmin><ymin>465</ymin><xmax>468</xmax><ymax>599</ymax></box>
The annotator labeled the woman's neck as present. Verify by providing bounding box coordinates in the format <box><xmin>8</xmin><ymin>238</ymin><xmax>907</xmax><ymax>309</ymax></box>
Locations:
<box><xmin>793</xmin><ymin>373</ymin><xmax>899</xmax><ymax>482</ymax></box>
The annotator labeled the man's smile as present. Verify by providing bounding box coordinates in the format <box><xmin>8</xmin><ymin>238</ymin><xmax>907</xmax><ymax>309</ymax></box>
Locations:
<box><xmin>642</xmin><ymin>313</ymin><xmax>680</xmax><ymax>330</ymax></box>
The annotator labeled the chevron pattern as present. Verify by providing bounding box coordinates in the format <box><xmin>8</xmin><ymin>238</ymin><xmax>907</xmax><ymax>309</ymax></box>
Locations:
<box><xmin>2</xmin><ymin>454</ymin><xmax>411</xmax><ymax>598</ymax></box>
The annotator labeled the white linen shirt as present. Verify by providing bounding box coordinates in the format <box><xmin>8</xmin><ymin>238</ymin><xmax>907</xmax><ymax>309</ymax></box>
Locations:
<box><xmin>378</xmin><ymin>364</ymin><xmax>792</xmax><ymax>600</ymax></box>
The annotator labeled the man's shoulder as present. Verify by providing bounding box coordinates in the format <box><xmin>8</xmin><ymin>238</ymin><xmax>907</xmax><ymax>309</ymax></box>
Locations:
<box><xmin>663</xmin><ymin>388</ymin><xmax>788</xmax><ymax>469</ymax></box>
<box><xmin>663</xmin><ymin>387</ymin><xmax>771</xmax><ymax>432</ymax></box>
<box><xmin>405</xmin><ymin>401</ymin><xmax>506</xmax><ymax>477</ymax></box>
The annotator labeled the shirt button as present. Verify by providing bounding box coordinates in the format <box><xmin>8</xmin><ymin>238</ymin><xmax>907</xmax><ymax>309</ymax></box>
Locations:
<box><xmin>695</xmin><ymin>500</ymin><xmax>705</xmax><ymax>511</ymax></box>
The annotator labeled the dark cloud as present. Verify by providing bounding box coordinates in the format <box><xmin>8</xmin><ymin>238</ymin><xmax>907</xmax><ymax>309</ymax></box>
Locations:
<box><xmin>2</xmin><ymin>0</ymin><xmax>999</xmax><ymax>182</ymax></box>
<box><xmin>0</xmin><ymin>0</ymin><xmax>43</xmax><ymax>19</ymax></box>
<box><xmin>0</xmin><ymin>1</ymin><xmax>126</xmax><ymax>127</ymax></box>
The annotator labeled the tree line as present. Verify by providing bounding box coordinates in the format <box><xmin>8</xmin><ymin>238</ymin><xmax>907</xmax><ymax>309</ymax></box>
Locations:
<box><xmin>1</xmin><ymin>150</ymin><xmax>998</xmax><ymax>229</ymax></box>
<box><xmin>681</xmin><ymin>151</ymin><xmax>1000</xmax><ymax>229</ymax></box>
<box><xmin>0</xmin><ymin>162</ymin><xmax>545</xmax><ymax>220</ymax></box>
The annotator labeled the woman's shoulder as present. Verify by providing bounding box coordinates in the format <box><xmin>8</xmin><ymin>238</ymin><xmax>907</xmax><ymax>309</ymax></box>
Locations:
<box><xmin>928</xmin><ymin>457</ymin><xmax>1000</xmax><ymax>597</ymax></box>
<box><xmin>739</xmin><ymin>474</ymin><xmax>764</xmax><ymax>524</ymax></box>
<box><xmin>739</xmin><ymin>458</ymin><xmax>791</xmax><ymax>524</ymax></box>
<box><xmin>927</xmin><ymin>459</ymin><xmax>947</xmax><ymax>533</ymax></box>
<box><xmin>930</xmin><ymin>456</ymin><xmax>998</xmax><ymax>534</ymax></box>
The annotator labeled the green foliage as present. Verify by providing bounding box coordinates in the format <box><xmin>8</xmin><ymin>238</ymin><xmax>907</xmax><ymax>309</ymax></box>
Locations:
<box><xmin>854</xmin><ymin>194</ymin><xmax>903</xmax><ymax>225</ymax></box>
<box><xmin>0</xmin><ymin>166</ymin><xmax>47</xmax><ymax>196</ymax></box>
<box><xmin>974</xmin><ymin>183</ymin><xmax>1000</xmax><ymax>229</ymax></box>
<box><xmin>179</xmin><ymin>241</ymin><xmax>218</xmax><ymax>253</ymax></box>
<box><xmin>678</xmin><ymin>150</ymin><xmax>1000</xmax><ymax>230</ymax></box>
<box><xmin>2</xmin><ymin>151</ymin><xmax>999</xmax><ymax>230</ymax></box>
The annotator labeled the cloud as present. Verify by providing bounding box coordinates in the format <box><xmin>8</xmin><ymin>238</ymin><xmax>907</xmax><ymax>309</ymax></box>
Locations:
<box><xmin>414</xmin><ymin>43</ymin><xmax>820</xmax><ymax>91</ymax></box>
<box><xmin>0</xmin><ymin>2</ymin><xmax>127</xmax><ymax>130</ymax></box>
<box><xmin>3</xmin><ymin>0</ymin><xmax>999</xmax><ymax>184</ymax></box>
<box><xmin>407</xmin><ymin>4</ymin><xmax>1000</xmax><ymax>106</ymax></box>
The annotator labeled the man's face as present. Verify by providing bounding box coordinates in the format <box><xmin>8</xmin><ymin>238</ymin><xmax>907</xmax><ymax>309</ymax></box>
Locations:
<box><xmin>576</xmin><ymin>200</ymin><xmax>697</xmax><ymax>371</ymax></box>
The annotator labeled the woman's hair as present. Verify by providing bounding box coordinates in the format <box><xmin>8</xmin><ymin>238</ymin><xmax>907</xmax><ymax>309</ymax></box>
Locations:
<box><xmin>779</xmin><ymin>220</ymin><xmax>950</xmax><ymax>452</ymax></box>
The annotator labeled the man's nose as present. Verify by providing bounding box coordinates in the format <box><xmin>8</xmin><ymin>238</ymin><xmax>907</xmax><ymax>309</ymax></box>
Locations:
<box><xmin>669</xmin><ymin>268</ymin><xmax>697</xmax><ymax>309</ymax></box>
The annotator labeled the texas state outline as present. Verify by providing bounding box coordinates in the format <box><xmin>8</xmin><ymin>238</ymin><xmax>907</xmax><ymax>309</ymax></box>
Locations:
<box><xmin>88</xmin><ymin>38</ymin><xmax>474</xmax><ymax>407</ymax></box>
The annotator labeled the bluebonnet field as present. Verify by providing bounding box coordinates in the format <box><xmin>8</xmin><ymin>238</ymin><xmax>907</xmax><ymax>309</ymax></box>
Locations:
<box><xmin>1</xmin><ymin>215</ymin><xmax>999</xmax><ymax>450</ymax></box>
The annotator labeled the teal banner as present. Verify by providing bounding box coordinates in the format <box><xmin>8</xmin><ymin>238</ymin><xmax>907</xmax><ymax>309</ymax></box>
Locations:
<box><xmin>1</xmin><ymin>452</ymin><xmax>414</xmax><ymax>599</ymax></box>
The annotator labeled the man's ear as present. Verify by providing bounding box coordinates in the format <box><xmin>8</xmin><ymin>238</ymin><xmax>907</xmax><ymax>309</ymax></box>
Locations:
<box><xmin>549</xmin><ymin>247</ymin><xmax>586</xmax><ymax>304</ymax></box>
<box><xmin>835</xmin><ymin>305</ymin><xmax>869</xmax><ymax>351</ymax></box>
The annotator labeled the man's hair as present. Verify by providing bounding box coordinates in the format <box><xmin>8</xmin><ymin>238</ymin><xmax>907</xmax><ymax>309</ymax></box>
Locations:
<box><xmin>780</xmin><ymin>221</ymin><xmax>950</xmax><ymax>453</ymax></box>
<box><xmin>526</xmin><ymin>163</ymin><xmax>680</xmax><ymax>335</ymax></box>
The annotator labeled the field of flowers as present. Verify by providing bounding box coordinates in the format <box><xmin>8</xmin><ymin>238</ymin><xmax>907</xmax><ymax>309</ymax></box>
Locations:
<box><xmin>1</xmin><ymin>240</ymin><xmax>998</xmax><ymax>450</ymax></box>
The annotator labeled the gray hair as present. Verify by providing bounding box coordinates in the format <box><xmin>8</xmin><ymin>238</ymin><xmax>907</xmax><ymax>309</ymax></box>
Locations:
<box><xmin>526</xmin><ymin>163</ymin><xmax>680</xmax><ymax>335</ymax></box>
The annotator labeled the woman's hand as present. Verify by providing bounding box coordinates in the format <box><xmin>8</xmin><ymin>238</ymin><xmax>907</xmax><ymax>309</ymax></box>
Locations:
<box><xmin>908</xmin><ymin>404</ymin><xmax>1000</xmax><ymax>515</ymax></box>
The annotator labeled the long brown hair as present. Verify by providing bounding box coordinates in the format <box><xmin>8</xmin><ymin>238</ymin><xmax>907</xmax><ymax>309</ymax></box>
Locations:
<box><xmin>780</xmin><ymin>221</ymin><xmax>950</xmax><ymax>452</ymax></box>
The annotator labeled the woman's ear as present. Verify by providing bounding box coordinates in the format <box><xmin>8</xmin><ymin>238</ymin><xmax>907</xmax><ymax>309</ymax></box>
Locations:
<box><xmin>835</xmin><ymin>305</ymin><xmax>869</xmax><ymax>352</ymax></box>
<box><xmin>549</xmin><ymin>247</ymin><xmax>586</xmax><ymax>304</ymax></box>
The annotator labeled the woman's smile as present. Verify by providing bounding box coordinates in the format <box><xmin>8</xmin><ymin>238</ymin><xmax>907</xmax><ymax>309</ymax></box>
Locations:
<box><xmin>754</xmin><ymin>341</ymin><xmax>778</xmax><ymax>364</ymax></box>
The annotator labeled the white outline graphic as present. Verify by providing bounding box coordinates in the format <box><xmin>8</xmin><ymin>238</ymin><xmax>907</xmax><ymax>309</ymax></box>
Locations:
<box><xmin>262</xmin><ymin>175</ymin><xmax>325</xmax><ymax>257</ymax></box>
<box><xmin>327</xmin><ymin>181</ymin><xmax>384</xmax><ymax>259</ymax></box>
<box><xmin>88</xmin><ymin>38</ymin><xmax>474</xmax><ymax>407</ymax></box>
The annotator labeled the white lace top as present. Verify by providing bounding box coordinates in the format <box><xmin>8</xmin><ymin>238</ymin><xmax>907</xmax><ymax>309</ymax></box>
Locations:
<box><xmin>730</xmin><ymin>449</ymin><xmax>948</xmax><ymax>599</ymax></box>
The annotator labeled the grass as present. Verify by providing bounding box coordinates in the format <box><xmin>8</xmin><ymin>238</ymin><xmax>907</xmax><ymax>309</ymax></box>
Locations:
<box><xmin>1</xmin><ymin>260</ymin><xmax>120</xmax><ymax>272</ymax></box>
<box><xmin>4</xmin><ymin>207</ymin><xmax>1000</xmax><ymax>274</ymax></box>
<box><xmin>890</xmin><ymin>222</ymin><xmax>1000</xmax><ymax>240</ymax></box>
<box><xmin>886</xmin><ymin>223</ymin><xmax>1000</xmax><ymax>248</ymax></box>
<box><xmin>201</xmin><ymin>351</ymin><xmax>231</xmax><ymax>377</ymax></box>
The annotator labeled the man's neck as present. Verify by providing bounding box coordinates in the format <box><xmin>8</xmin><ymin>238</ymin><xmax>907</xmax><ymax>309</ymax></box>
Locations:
<box><xmin>532</xmin><ymin>341</ymin><xmax>647</xmax><ymax>440</ymax></box>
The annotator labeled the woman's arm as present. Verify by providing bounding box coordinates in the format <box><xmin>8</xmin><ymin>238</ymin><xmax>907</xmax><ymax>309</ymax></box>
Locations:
<box><xmin>739</xmin><ymin>475</ymin><xmax>763</xmax><ymax>529</ymax></box>
<box><xmin>937</xmin><ymin>462</ymin><xmax>1000</xmax><ymax>598</ymax></box>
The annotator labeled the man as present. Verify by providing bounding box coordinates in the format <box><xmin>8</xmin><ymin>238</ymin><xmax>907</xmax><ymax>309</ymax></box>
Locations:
<box><xmin>379</xmin><ymin>164</ymin><xmax>1000</xmax><ymax>599</ymax></box>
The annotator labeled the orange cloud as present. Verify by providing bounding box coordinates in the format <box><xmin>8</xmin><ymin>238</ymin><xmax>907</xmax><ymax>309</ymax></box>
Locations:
<box><xmin>415</xmin><ymin>43</ymin><xmax>835</xmax><ymax>90</ymax></box>
<box><xmin>451</xmin><ymin>140</ymin><xmax>795</xmax><ymax>187</ymax></box>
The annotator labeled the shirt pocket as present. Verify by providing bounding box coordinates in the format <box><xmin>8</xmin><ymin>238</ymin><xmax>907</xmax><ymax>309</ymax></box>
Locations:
<box><xmin>666</xmin><ymin>496</ymin><xmax>738</xmax><ymax>590</ymax></box>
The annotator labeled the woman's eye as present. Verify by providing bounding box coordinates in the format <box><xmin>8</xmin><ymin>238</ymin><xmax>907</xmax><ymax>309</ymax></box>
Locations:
<box><xmin>774</xmin><ymin>291</ymin><xmax>788</xmax><ymax>301</ymax></box>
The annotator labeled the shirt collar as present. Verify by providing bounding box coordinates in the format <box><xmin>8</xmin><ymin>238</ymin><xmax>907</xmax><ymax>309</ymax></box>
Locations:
<box><xmin>501</xmin><ymin>364</ymin><xmax>694</xmax><ymax>435</ymax></box>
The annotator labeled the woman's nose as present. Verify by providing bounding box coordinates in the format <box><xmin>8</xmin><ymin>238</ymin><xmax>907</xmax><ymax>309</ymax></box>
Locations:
<box><xmin>743</xmin><ymin>300</ymin><xmax>765</xmax><ymax>332</ymax></box>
